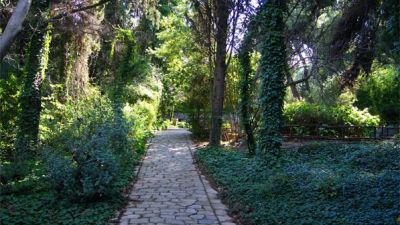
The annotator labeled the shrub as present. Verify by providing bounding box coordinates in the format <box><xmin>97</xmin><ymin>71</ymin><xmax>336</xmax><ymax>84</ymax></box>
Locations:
<box><xmin>284</xmin><ymin>101</ymin><xmax>380</xmax><ymax>126</ymax></box>
<box><xmin>0</xmin><ymin>74</ymin><xmax>20</xmax><ymax>161</ymax></box>
<box><xmin>42</xmin><ymin>94</ymin><xmax>133</xmax><ymax>200</ymax></box>
<box><xmin>154</xmin><ymin>119</ymin><xmax>172</xmax><ymax>130</ymax></box>
<box><xmin>177</xmin><ymin>121</ymin><xmax>189</xmax><ymax>128</ymax></box>
<box><xmin>355</xmin><ymin>66</ymin><xmax>400</xmax><ymax>122</ymax></box>
<box><xmin>45</xmin><ymin>131</ymin><xmax>118</xmax><ymax>200</ymax></box>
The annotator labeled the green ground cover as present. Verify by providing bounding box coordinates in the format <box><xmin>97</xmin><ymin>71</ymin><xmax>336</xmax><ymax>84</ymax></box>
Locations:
<box><xmin>195</xmin><ymin>142</ymin><xmax>400</xmax><ymax>225</ymax></box>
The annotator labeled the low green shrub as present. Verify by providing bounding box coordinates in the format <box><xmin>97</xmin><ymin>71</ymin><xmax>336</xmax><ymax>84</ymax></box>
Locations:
<box><xmin>195</xmin><ymin>143</ymin><xmax>400</xmax><ymax>225</ymax></box>
<box><xmin>355</xmin><ymin>65</ymin><xmax>400</xmax><ymax>122</ymax></box>
<box><xmin>0</xmin><ymin>160</ymin><xmax>46</xmax><ymax>194</ymax></box>
<box><xmin>44</xmin><ymin>134</ymin><xmax>118</xmax><ymax>200</ymax></box>
<box><xmin>176</xmin><ymin>121</ymin><xmax>189</xmax><ymax>128</ymax></box>
<box><xmin>284</xmin><ymin>101</ymin><xmax>380</xmax><ymax>126</ymax></box>
<box><xmin>394</xmin><ymin>133</ymin><xmax>400</xmax><ymax>141</ymax></box>
<box><xmin>0</xmin><ymin>161</ymin><xmax>29</xmax><ymax>184</ymax></box>
<box><xmin>41</xmin><ymin>94</ymin><xmax>134</xmax><ymax>200</ymax></box>
<box><xmin>154</xmin><ymin>119</ymin><xmax>172</xmax><ymax>130</ymax></box>
<box><xmin>0</xmin><ymin>190</ymin><xmax>126</xmax><ymax>225</ymax></box>
<box><xmin>0</xmin><ymin>90</ymin><xmax>151</xmax><ymax>224</ymax></box>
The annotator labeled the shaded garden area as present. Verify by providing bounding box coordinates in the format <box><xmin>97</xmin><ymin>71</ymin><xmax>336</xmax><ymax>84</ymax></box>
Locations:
<box><xmin>1</xmin><ymin>0</ymin><xmax>400</xmax><ymax>224</ymax></box>
<box><xmin>196</xmin><ymin>143</ymin><xmax>400</xmax><ymax>224</ymax></box>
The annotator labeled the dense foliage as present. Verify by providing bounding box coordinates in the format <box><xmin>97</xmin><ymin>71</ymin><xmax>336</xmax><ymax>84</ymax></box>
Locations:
<box><xmin>355</xmin><ymin>66</ymin><xmax>400</xmax><ymax>123</ymax></box>
<box><xmin>284</xmin><ymin>101</ymin><xmax>380</xmax><ymax>126</ymax></box>
<box><xmin>195</xmin><ymin>144</ymin><xmax>400</xmax><ymax>225</ymax></box>
<box><xmin>1</xmin><ymin>194</ymin><xmax>118</xmax><ymax>225</ymax></box>
<box><xmin>1</xmin><ymin>0</ymin><xmax>400</xmax><ymax>224</ymax></box>
<box><xmin>0</xmin><ymin>86</ymin><xmax>159</xmax><ymax>223</ymax></box>
<box><xmin>0</xmin><ymin>1</ymin><xmax>163</xmax><ymax>224</ymax></box>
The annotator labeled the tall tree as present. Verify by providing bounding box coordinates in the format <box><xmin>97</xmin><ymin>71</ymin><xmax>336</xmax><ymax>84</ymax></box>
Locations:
<box><xmin>256</xmin><ymin>0</ymin><xmax>287</xmax><ymax>162</ymax></box>
<box><xmin>209</xmin><ymin>0</ymin><xmax>230</xmax><ymax>146</ymax></box>
<box><xmin>330</xmin><ymin>0</ymin><xmax>379</xmax><ymax>88</ymax></box>
<box><xmin>238</xmin><ymin>32</ymin><xmax>256</xmax><ymax>154</ymax></box>
<box><xmin>15</xmin><ymin>23</ymin><xmax>52</xmax><ymax>164</ymax></box>
<box><xmin>57</xmin><ymin>0</ymin><xmax>104</xmax><ymax>98</ymax></box>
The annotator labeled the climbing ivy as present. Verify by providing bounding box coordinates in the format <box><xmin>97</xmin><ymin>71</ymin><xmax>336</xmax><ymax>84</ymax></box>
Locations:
<box><xmin>15</xmin><ymin>23</ymin><xmax>53</xmax><ymax>162</ymax></box>
<box><xmin>238</xmin><ymin>33</ymin><xmax>256</xmax><ymax>155</ymax></box>
<box><xmin>256</xmin><ymin>0</ymin><xmax>288</xmax><ymax>163</ymax></box>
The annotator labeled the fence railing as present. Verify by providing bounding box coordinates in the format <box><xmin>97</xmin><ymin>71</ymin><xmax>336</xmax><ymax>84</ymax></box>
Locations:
<box><xmin>282</xmin><ymin>124</ymin><xmax>400</xmax><ymax>140</ymax></box>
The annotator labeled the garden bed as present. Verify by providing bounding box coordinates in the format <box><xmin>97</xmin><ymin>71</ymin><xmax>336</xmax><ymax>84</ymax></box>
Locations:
<box><xmin>195</xmin><ymin>142</ymin><xmax>400</xmax><ymax>225</ymax></box>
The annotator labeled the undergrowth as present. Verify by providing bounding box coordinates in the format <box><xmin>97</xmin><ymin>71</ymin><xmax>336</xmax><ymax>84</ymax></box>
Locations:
<box><xmin>195</xmin><ymin>142</ymin><xmax>400</xmax><ymax>225</ymax></box>
<box><xmin>0</xmin><ymin>92</ymin><xmax>153</xmax><ymax>224</ymax></box>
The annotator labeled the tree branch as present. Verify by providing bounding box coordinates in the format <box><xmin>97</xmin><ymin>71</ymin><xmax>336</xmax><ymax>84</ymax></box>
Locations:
<box><xmin>285</xmin><ymin>73</ymin><xmax>312</xmax><ymax>86</ymax></box>
<box><xmin>50</xmin><ymin>0</ymin><xmax>111</xmax><ymax>22</ymax></box>
<box><xmin>0</xmin><ymin>0</ymin><xmax>32</xmax><ymax>61</ymax></box>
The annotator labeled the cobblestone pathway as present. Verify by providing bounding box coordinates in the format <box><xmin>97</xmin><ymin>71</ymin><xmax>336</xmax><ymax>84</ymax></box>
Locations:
<box><xmin>119</xmin><ymin>128</ymin><xmax>236</xmax><ymax>225</ymax></box>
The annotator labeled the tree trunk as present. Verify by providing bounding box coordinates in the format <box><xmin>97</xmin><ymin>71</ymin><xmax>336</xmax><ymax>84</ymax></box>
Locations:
<box><xmin>257</xmin><ymin>0</ymin><xmax>287</xmax><ymax>162</ymax></box>
<box><xmin>0</xmin><ymin>0</ymin><xmax>32</xmax><ymax>61</ymax></box>
<box><xmin>286</xmin><ymin>75</ymin><xmax>301</xmax><ymax>100</ymax></box>
<box><xmin>65</xmin><ymin>34</ymin><xmax>93</xmax><ymax>98</ymax></box>
<box><xmin>15</xmin><ymin>24</ymin><xmax>52</xmax><ymax>160</ymax></box>
<box><xmin>64</xmin><ymin>0</ymin><xmax>103</xmax><ymax>99</ymax></box>
<box><xmin>209</xmin><ymin>0</ymin><xmax>229</xmax><ymax>146</ymax></box>
<box><xmin>238</xmin><ymin>33</ymin><xmax>256</xmax><ymax>155</ymax></box>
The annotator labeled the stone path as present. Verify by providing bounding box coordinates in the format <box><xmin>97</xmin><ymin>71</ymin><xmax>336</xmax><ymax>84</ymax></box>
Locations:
<box><xmin>118</xmin><ymin>128</ymin><xmax>236</xmax><ymax>225</ymax></box>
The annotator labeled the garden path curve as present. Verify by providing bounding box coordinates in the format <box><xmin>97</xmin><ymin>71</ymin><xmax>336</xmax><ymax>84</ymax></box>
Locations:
<box><xmin>118</xmin><ymin>128</ymin><xmax>235</xmax><ymax>225</ymax></box>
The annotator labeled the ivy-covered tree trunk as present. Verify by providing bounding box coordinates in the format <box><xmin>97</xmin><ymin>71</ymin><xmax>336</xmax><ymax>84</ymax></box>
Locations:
<box><xmin>238</xmin><ymin>33</ymin><xmax>256</xmax><ymax>155</ymax></box>
<box><xmin>209</xmin><ymin>0</ymin><xmax>230</xmax><ymax>146</ymax></box>
<box><xmin>64</xmin><ymin>0</ymin><xmax>103</xmax><ymax>99</ymax></box>
<box><xmin>15</xmin><ymin>24</ymin><xmax>52</xmax><ymax>160</ymax></box>
<box><xmin>257</xmin><ymin>0</ymin><xmax>287</xmax><ymax>162</ymax></box>
<box><xmin>65</xmin><ymin>34</ymin><xmax>95</xmax><ymax>98</ymax></box>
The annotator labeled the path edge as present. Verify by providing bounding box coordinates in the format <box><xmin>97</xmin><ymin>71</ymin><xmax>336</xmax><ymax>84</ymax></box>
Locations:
<box><xmin>185</xmin><ymin>134</ymin><xmax>236</xmax><ymax>225</ymax></box>
<box><xmin>110</xmin><ymin>131</ymin><xmax>158</xmax><ymax>224</ymax></box>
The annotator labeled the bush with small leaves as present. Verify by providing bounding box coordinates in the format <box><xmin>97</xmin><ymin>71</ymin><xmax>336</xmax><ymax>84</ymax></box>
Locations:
<box><xmin>42</xmin><ymin>94</ymin><xmax>130</xmax><ymax>200</ymax></box>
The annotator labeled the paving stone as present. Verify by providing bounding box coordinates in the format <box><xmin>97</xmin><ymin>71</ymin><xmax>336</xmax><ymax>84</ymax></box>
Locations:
<box><xmin>217</xmin><ymin>215</ymin><xmax>233</xmax><ymax>222</ymax></box>
<box><xmin>150</xmin><ymin>217</ymin><xmax>165</xmax><ymax>223</ymax></box>
<box><xmin>118</xmin><ymin>128</ymin><xmax>235</xmax><ymax>225</ymax></box>
<box><xmin>215</xmin><ymin>209</ymin><xmax>227</xmax><ymax>216</ymax></box>
<box><xmin>129</xmin><ymin>218</ymin><xmax>149</xmax><ymax>224</ymax></box>
<box><xmin>119</xmin><ymin>219</ymin><xmax>129</xmax><ymax>225</ymax></box>
<box><xmin>198</xmin><ymin>219</ymin><xmax>219</xmax><ymax>224</ymax></box>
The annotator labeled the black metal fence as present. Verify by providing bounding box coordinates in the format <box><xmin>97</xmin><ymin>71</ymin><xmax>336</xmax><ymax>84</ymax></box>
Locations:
<box><xmin>282</xmin><ymin>124</ymin><xmax>400</xmax><ymax>140</ymax></box>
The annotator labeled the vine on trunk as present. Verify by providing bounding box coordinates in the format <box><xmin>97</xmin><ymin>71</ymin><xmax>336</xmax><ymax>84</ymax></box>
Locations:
<box><xmin>256</xmin><ymin>0</ymin><xmax>288</xmax><ymax>163</ymax></box>
<box><xmin>238</xmin><ymin>32</ymin><xmax>256</xmax><ymax>155</ymax></box>
<box><xmin>15</xmin><ymin>23</ymin><xmax>52</xmax><ymax>162</ymax></box>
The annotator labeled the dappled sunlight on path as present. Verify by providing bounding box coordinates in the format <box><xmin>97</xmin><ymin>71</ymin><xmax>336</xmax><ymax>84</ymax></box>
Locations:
<box><xmin>118</xmin><ymin>128</ymin><xmax>235</xmax><ymax>225</ymax></box>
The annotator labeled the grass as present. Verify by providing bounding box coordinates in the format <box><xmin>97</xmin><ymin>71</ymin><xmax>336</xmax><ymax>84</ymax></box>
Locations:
<box><xmin>195</xmin><ymin>142</ymin><xmax>400</xmax><ymax>225</ymax></box>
